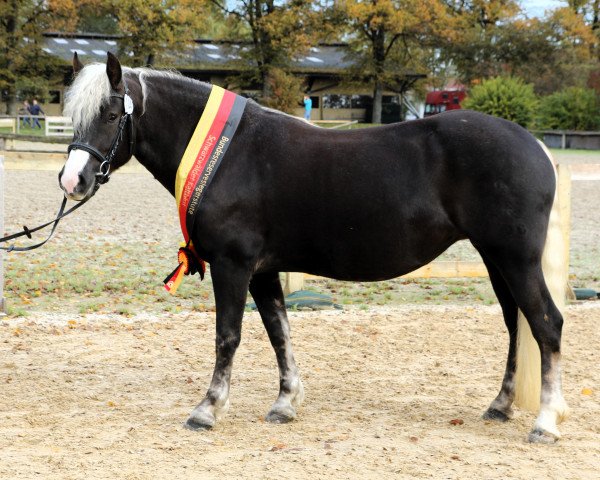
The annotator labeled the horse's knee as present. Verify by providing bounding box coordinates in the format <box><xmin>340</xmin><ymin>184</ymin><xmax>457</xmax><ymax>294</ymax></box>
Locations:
<box><xmin>216</xmin><ymin>333</ymin><xmax>241</xmax><ymax>357</ymax></box>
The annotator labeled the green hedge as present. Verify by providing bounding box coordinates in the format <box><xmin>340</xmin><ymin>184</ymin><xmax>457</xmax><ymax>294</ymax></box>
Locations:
<box><xmin>462</xmin><ymin>77</ymin><xmax>537</xmax><ymax>128</ymax></box>
<box><xmin>462</xmin><ymin>77</ymin><xmax>600</xmax><ymax>131</ymax></box>
<box><xmin>537</xmin><ymin>87</ymin><xmax>600</xmax><ymax>131</ymax></box>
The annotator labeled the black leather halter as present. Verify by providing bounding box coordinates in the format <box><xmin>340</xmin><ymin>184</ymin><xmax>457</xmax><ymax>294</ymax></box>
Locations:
<box><xmin>67</xmin><ymin>77</ymin><xmax>135</xmax><ymax>184</ymax></box>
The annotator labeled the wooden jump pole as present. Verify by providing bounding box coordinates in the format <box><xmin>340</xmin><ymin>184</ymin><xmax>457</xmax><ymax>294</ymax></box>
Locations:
<box><xmin>284</xmin><ymin>261</ymin><xmax>489</xmax><ymax>295</ymax></box>
<box><xmin>284</xmin><ymin>163</ymin><xmax>573</xmax><ymax>296</ymax></box>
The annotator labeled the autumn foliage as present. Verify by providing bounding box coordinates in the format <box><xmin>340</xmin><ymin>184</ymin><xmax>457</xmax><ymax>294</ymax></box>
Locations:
<box><xmin>3</xmin><ymin>0</ymin><xmax>600</xmax><ymax>124</ymax></box>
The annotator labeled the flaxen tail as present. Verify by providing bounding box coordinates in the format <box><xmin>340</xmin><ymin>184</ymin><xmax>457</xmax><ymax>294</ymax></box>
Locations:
<box><xmin>514</xmin><ymin>141</ymin><xmax>567</xmax><ymax>411</ymax></box>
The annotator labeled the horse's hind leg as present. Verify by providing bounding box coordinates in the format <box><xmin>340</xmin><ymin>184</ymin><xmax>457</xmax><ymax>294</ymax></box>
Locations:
<box><xmin>249</xmin><ymin>272</ymin><xmax>304</xmax><ymax>423</ymax></box>
<box><xmin>185</xmin><ymin>259</ymin><xmax>251</xmax><ymax>430</ymax></box>
<box><xmin>513</xmin><ymin>276</ymin><xmax>569</xmax><ymax>443</ymax></box>
<box><xmin>481</xmin><ymin>251</ymin><xmax>568</xmax><ymax>442</ymax></box>
<box><xmin>478</xmin><ymin>253</ymin><xmax>518</xmax><ymax>422</ymax></box>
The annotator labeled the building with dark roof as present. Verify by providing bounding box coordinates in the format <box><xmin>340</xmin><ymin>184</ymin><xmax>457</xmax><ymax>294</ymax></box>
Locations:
<box><xmin>25</xmin><ymin>32</ymin><xmax>426</xmax><ymax>122</ymax></box>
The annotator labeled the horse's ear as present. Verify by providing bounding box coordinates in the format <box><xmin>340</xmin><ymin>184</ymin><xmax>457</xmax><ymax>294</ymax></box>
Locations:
<box><xmin>73</xmin><ymin>52</ymin><xmax>84</xmax><ymax>75</ymax></box>
<box><xmin>106</xmin><ymin>51</ymin><xmax>122</xmax><ymax>91</ymax></box>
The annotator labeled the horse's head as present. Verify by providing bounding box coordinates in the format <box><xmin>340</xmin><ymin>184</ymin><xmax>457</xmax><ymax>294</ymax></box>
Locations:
<box><xmin>59</xmin><ymin>52</ymin><xmax>136</xmax><ymax>200</ymax></box>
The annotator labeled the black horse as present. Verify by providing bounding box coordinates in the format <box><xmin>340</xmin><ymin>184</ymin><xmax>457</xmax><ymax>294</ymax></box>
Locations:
<box><xmin>59</xmin><ymin>53</ymin><xmax>569</xmax><ymax>443</ymax></box>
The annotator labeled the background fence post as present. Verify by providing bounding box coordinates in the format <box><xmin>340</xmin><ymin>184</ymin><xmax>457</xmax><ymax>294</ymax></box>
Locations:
<box><xmin>284</xmin><ymin>272</ymin><xmax>305</xmax><ymax>295</ymax></box>
<box><xmin>557</xmin><ymin>163</ymin><xmax>572</xmax><ymax>290</ymax></box>
<box><xmin>0</xmin><ymin>154</ymin><xmax>5</xmax><ymax>314</ymax></box>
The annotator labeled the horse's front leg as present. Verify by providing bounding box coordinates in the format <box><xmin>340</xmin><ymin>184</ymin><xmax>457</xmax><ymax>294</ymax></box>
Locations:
<box><xmin>185</xmin><ymin>259</ymin><xmax>251</xmax><ymax>430</ymax></box>
<box><xmin>249</xmin><ymin>272</ymin><xmax>304</xmax><ymax>423</ymax></box>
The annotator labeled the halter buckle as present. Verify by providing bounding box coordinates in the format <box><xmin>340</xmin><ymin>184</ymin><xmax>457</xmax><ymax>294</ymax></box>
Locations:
<box><xmin>96</xmin><ymin>160</ymin><xmax>111</xmax><ymax>183</ymax></box>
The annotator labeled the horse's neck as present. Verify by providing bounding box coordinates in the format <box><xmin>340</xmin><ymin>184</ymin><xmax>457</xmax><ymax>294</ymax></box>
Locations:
<box><xmin>132</xmin><ymin>74</ymin><xmax>211</xmax><ymax>196</ymax></box>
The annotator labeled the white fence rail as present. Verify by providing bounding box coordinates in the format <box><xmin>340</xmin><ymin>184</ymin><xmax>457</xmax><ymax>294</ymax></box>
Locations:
<box><xmin>45</xmin><ymin>116</ymin><xmax>73</xmax><ymax>137</ymax></box>
<box><xmin>0</xmin><ymin>118</ymin><xmax>16</xmax><ymax>133</ymax></box>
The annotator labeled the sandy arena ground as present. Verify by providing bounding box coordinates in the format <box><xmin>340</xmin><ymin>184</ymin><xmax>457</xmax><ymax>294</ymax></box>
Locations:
<box><xmin>0</xmin><ymin>305</ymin><xmax>599</xmax><ymax>479</ymax></box>
<box><xmin>0</xmin><ymin>152</ymin><xmax>599</xmax><ymax>479</ymax></box>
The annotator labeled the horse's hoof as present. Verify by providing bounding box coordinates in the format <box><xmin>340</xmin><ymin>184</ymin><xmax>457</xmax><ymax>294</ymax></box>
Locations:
<box><xmin>528</xmin><ymin>428</ymin><xmax>559</xmax><ymax>444</ymax></box>
<box><xmin>266</xmin><ymin>407</ymin><xmax>296</xmax><ymax>424</ymax></box>
<box><xmin>482</xmin><ymin>407</ymin><xmax>512</xmax><ymax>422</ymax></box>
<box><xmin>184</xmin><ymin>411</ymin><xmax>215</xmax><ymax>431</ymax></box>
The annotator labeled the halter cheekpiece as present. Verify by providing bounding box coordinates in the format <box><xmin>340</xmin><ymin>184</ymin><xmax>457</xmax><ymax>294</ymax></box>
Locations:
<box><xmin>67</xmin><ymin>77</ymin><xmax>135</xmax><ymax>185</ymax></box>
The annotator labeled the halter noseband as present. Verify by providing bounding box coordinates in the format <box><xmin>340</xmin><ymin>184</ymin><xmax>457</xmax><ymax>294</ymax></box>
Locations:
<box><xmin>67</xmin><ymin>78</ymin><xmax>135</xmax><ymax>185</ymax></box>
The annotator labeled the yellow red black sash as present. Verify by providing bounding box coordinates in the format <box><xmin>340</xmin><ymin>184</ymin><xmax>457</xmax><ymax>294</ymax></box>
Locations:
<box><xmin>164</xmin><ymin>85</ymin><xmax>247</xmax><ymax>293</ymax></box>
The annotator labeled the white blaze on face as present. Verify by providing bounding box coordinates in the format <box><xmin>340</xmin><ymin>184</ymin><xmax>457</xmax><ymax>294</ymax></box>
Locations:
<box><xmin>61</xmin><ymin>149</ymin><xmax>90</xmax><ymax>196</ymax></box>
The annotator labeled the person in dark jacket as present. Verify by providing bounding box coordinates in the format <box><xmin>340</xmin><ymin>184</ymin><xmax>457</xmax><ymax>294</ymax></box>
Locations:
<box><xmin>29</xmin><ymin>99</ymin><xmax>45</xmax><ymax>129</ymax></box>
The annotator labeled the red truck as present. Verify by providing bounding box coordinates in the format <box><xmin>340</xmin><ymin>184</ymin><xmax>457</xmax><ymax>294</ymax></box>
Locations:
<box><xmin>424</xmin><ymin>90</ymin><xmax>466</xmax><ymax>117</ymax></box>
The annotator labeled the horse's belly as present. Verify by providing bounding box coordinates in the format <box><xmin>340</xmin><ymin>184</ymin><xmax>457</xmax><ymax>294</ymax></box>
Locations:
<box><xmin>262</xmin><ymin>147</ymin><xmax>462</xmax><ymax>280</ymax></box>
<box><xmin>296</xmin><ymin>223</ymin><xmax>460</xmax><ymax>282</ymax></box>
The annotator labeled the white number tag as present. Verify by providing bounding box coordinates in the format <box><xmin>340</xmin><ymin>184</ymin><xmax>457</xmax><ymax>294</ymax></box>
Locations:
<box><xmin>124</xmin><ymin>94</ymin><xmax>134</xmax><ymax>114</ymax></box>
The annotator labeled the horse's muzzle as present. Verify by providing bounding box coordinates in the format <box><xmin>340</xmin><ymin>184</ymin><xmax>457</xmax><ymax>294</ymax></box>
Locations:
<box><xmin>59</xmin><ymin>150</ymin><xmax>99</xmax><ymax>201</ymax></box>
<box><xmin>59</xmin><ymin>166</ymin><xmax>95</xmax><ymax>201</ymax></box>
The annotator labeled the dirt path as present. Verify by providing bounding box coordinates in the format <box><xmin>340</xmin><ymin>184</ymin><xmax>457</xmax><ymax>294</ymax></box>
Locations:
<box><xmin>1</xmin><ymin>304</ymin><xmax>599</xmax><ymax>479</ymax></box>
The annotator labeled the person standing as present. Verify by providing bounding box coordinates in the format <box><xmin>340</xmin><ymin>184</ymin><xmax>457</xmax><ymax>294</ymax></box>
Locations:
<box><xmin>19</xmin><ymin>100</ymin><xmax>31</xmax><ymax>127</ymax></box>
<box><xmin>303</xmin><ymin>95</ymin><xmax>312</xmax><ymax>121</ymax></box>
<box><xmin>29</xmin><ymin>99</ymin><xmax>45</xmax><ymax>129</ymax></box>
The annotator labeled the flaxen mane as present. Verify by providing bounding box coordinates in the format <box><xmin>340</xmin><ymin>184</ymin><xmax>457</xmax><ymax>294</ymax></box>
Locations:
<box><xmin>64</xmin><ymin>64</ymin><xmax>195</xmax><ymax>135</ymax></box>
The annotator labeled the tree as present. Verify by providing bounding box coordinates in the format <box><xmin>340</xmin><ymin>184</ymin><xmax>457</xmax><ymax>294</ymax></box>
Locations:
<box><xmin>261</xmin><ymin>67</ymin><xmax>305</xmax><ymax>113</ymax></box>
<box><xmin>566</xmin><ymin>0</ymin><xmax>600</xmax><ymax>31</ymax></box>
<box><xmin>441</xmin><ymin>0</ymin><xmax>523</xmax><ymax>83</ymax></box>
<box><xmin>527</xmin><ymin>7</ymin><xmax>599</xmax><ymax>94</ymax></box>
<box><xmin>74</xmin><ymin>0</ymin><xmax>319</xmax><ymax>109</ymax></box>
<box><xmin>337</xmin><ymin>0</ymin><xmax>449</xmax><ymax>123</ymax></box>
<box><xmin>207</xmin><ymin>0</ymin><xmax>327</xmax><ymax>104</ymax></box>
<box><xmin>107</xmin><ymin>0</ymin><xmax>207</xmax><ymax>67</ymax></box>
<box><xmin>75</xmin><ymin>2</ymin><xmax>119</xmax><ymax>34</ymax></box>
<box><xmin>0</xmin><ymin>0</ymin><xmax>77</xmax><ymax>114</ymax></box>
<box><xmin>441</xmin><ymin>2</ymin><xmax>600</xmax><ymax>95</ymax></box>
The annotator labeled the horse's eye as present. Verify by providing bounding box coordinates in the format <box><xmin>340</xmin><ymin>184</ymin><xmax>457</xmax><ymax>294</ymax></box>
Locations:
<box><xmin>107</xmin><ymin>112</ymin><xmax>118</xmax><ymax>122</ymax></box>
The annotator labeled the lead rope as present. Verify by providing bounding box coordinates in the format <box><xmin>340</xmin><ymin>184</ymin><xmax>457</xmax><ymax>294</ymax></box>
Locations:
<box><xmin>0</xmin><ymin>185</ymin><xmax>98</xmax><ymax>252</ymax></box>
